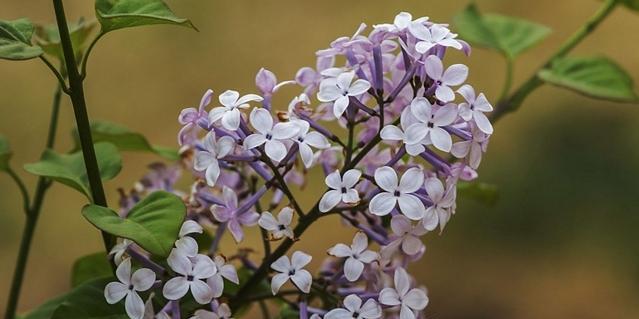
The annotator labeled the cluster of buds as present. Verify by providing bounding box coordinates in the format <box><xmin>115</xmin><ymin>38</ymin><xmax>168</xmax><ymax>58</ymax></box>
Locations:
<box><xmin>108</xmin><ymin>11</ymin><xmax>493</xmax><ymax>319</ymax></box>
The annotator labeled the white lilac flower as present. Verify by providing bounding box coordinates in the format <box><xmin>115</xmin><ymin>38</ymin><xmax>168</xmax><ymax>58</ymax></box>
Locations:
<box><xmin>327</xmin><ymin>232</ymin><xmax>379</xmax><ymax>282</ymax></box>
<box><xmin>174</xmin><ymin>220</ymin><xmax>203</xmax><ymax>257</ymax></box>
<box><xmin>319</xmin><ymin>169</ymin><xmax>362</xmax><ymax>213</ymax></box>
<box><xmin>162</xmin><ymin>250</ymin><xmax>216</xmax><ymax>304</ymax></box>
<box><xmin>190</xmin><ymin>303</ymin><xmax>232</xmax><ymax>319</ymax></box>
<box><xmin>423</xmin><ymin>177</ymin><xmax>455</xmax><ymax>231</ymax></box>
<box><xmin>410</xmin><ymin>97</ymin><xmax>458</xmax><ymax>152</ymax></box>
<box><xmin>104</xmin><ymin>258</ymin><xmax>156</xmax><ymax>319</ymax></box>
<box><xmin>208</xmin><ymin>255</ymin><xmax>239</xmax><ymax>298</ymax></box>
<box><xmin>424</xmin><ymin>55</ymin><xmax>468</xmax><ymax>102</ymax></box>
<box><xmin>457</xmin><ymin>84</ymin><xmax>494</xmax><ymax>134</ymax></box>
<box><xmin>193</xmin><ymin>132</ymin><xmax>235</xmax><ymax>186</ymax></box>
<box><xmin>244</xmin><ymin>108</ymin><xmax>300</xmax><ymax>162</ymax></box>
<box><xmin>270</xmin><ymin>251</ymin><xmax>313</xmax><ymax>295</ymax></box>
<box><xmin>258</xmin><ymin>207</ymin><xmax>295</xmax><ymax>240</ymax></box>
<box><xmin>381</xmin><ymin>215</ymin><xmax>428</xmax><ymax>259</ymax></box>
<box><xmin>324</xmin><ymin>294</ymin><xmax>382</xmax><ymax>319</ymax></box>
<box><xmin>379</xmin><ymin>268</ymin><xmax>429</xmax><ymax>319</ymax></box>
<box><xmin>409</xmin><ymin>23</ymin><xmax>463</xmax><ymax>54</ymax></box>
<box><xmin>109</xmin><ymin>239</ymin><xmax>132</xmax><ymax>265</ymax></box>
<box><xmin>451</xmin><ymin>124</ymin><xmax>490</xmax><ymax>169</ymax></box>
<box><xmin>374</xmin><ymin>12</ymin><xmax>428</xmax><ymax>34</ymax></box>
<box><xmin>317</xmin><ymin>71</ymin><xmax>371</xmax><ymax>119</ymax></box>
<box><xmin>292</xmin><ymin>120</ymin><xmax>331</xmax><ymax>168</ymax></box>
<box><xmin>208</xmin><ymin>90</ymin><xmax>263</xmax><ymax>131</ymax></box>
<box><xmin>211</xmin><ymin>186</ymin><xmax>259</xmax><ymax>243</ymax></box>
<box><xmin>369</xmin><ymin>166</ymin><xmax>425</xmax><ymax>220</ymax></box>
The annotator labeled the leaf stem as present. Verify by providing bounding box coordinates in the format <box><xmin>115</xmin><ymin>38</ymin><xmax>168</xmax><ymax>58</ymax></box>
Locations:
<box><xmin>80</xmin><ymin>32</ymin><xmax>105</xmax><ymax>80</ymax></box>
<box><xmin>492</xmin><ymin>0</ymin><xmax>618</xmax><ymax>122</ymax></box>
<box><xmin>6</xmin><ymin>168</ymin><xmax>30</xmax><ymax>214</ymax></box>
<box><xmin>498</xmin><ymin>58</ymin><xmax>513</xmax><ymax>102</ymax></box>
<box><xmin>39</xmin><ymin>55</ymin><xmax>70</xmax><ymax>94</ymax></box>
<box><xmin>52</xmin><ymin>0</ymin><xmax>114</xmax><ymax>250</ymax></box>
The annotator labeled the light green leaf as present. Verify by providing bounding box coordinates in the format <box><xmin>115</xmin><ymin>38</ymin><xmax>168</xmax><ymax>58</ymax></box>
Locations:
<box><xmin>73</xmin><ymin>121</ymin><xmax>179</xmax><ymax>161</ymax></box>
<box><xmin>458</xmin><ymin>182</ymin><xmax>499</xmax><ymax>206</ymax></box>
<box><xmin>71</xmin><ymin>252</ymin><xmax>112</xmax><ymax>287</ymax></box>
<box><xmin>0</xmin><ymin>18</ymin><xmax>43</xmax><ymax>60</ymax></box>
<box><xmin>454</xmin><ymin>4</ymin><xmax>551</xmax><ymax>59</ymax></box>
<box><xmin>95</xmin><ymin>0</ymin><xmax>197</xmax><ymax>34</ymax></box>
<box><xmin>538</xmin><ymin>56</ymin><xmax>639</xmax><ymax>102</ymax></box>
<box><xmin>0</xmin><ymin>134</ymin><xmax>11</xmax><ymax>171</ymax></box>
<box><xmin>22</xmin><ymin>277</ymin><xmax>125</xmax><ymax>319</ymax></box>
<box><xmin>82</xmin><ymin>191</ymin><xmax>185</xmax><ymax>257</ymax></box>
<box><xmin>23</xmin><ymin>142</ymin><xmax>122</xmax><ymax>200</ymax></box>
<box><xmin>35</xmin><ymin>18</ymin><xmax>97</xmax><ymax>62</ymax></box>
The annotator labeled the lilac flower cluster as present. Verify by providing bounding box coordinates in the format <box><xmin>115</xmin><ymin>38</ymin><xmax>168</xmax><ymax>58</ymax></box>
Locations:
<box><xmin>107</xmin><ymin>12</ymin><xmax>493</xmax><ymax>319</ymax></box>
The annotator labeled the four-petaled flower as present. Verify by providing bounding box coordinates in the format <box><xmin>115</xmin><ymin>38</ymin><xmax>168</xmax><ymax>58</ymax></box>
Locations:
<box><xmin>258</xmin><ymin>207</ymin><xmax>295</xmax><ymax>240</ymax></box>
<box><xmin>292</xmin><ymin>120</ymin><xmax>331</xmax><ymax>168</ymax></box>
<box><xmin>409</xmin><ymin>23</ymin><xmax>462</xmax><ymax>54</ymax></box>
<box><xmin>108</xmin><ymin>239</ymin><xmax>132</xmax><ymax>265</ymax></box>
<box><xmin>369</xmin><ymin>166</ymin><xmax>426</xmax><ymax>220</ymax></box>
<box><xmin>319</xmin><ymin>169</ymin><xmax>362</xmax><ymax>213</ymax></box>
<box><xmin>179</xmin><ymin>89</ymin><xmax>213</xmax><ymax>145</ymax></box>
<box><xmin>104</xmin><ymin>258</ymin><xmax>156</xmax><ymax>319</ymax></box>
<box><xmin>193</xmin><ymin>132</ymin><xmax>235</xmax><ymax>186</ymax></box>
<box><xmin>244</xmin><ymin>108</ymin><xmax>300</xmax><ymax>162</ymax></box>
<box><xmin>317</xmin><ymin>71</ymin><xmax>371</xmax><ymax>119</ymax></box>
<box><xmin>424</xmin><ymin>55</ymin><xmax>468</xmax><ymax>102</ymax></box>
<box><xmin>208</xmin><ymin>255</ymin><xmax>239</xmax><ymax>298</ymax></box>
<box><xmin>211</xmin><ymin>186</ymin><xmax>259</xmax><ymax>243</ymax></box>
<box><xmin>374</xmin><ymin>12</ymin><xmax>428</xmax><ymax>34</ymax></box>
<box><xmin>324</xmin><ymin>294</ymin><xmax>382</xmax><ymax>319</ymax></box>
<box><xmin>328</xmin><ymin>232</ymin><xmax>379</xmax><ymax>281</ymax></box>
<box><xmin>451</xmin><ymin>124</ymin><xmax>490</xmax><ymax>169</ymax></box>
<box><xmin>270</xmin><ymin>251</ymin><xmax>313</xmax><ymax>295</ymax></box>
<box><xmin>423</xmin><ymin>177</ymin><xmax>455</xmax><ymax>231</ymax></box>
<box><xmin>162</xmin><ymin>250</ymin><xmax>216</xmax><ymax>304</ymax></box>
<box><xmin>457</xmin><ymin>84</ymin><xmax>494</xmax><ymax>134</ymax></box>
<box><xmin>379</xmin><ymin>267</ymin><xmax>429</xmax><ymax>319</ymax></box>
<box><xmin>190</xmin><ymin>303</ymin><xmax>233</xmax><ymax>319</ymax></box>
<box><xmin>175</xmin><ymin>220</ymin><xmax>203</xmax><ymax>257</ymax></box>
<box><xmin>381</xmin><ymin>215</ymin><xmax>428</xmax><ymax>259</ymax></box>
<box><xmin>410</xmin><ymin>97</ymin><xmax>458</xmax><ymax>152</ymax></box>
<box><xmin>208</xmin><ymin>90</ymin><xmax>263</xmax><ymax>130</ymax></box>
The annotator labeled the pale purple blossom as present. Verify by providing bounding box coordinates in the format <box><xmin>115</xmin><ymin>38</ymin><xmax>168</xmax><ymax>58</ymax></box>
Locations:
<box><xmin>369</xmin><ymin>166</ymin><xmax>425</xmax><ymax>220</ymax></box>
<box><xmin>319</xmin><ymin>169</ymin><xmax>362</xmax><ymax>213</ymax></box>
<box><xmin>211</xmin><ymin>186</ymin><xmax>259</xmax><ymax>243</ymax></box>
<box><xmin>324</xmin><ymin>294</ymin><xmax>382</xmax><ymax>319</ymax></box>
<box><xmin>379</xmin><ymin>268</ymin><xmax>428</xmax><ymax>319</ymax></box>
<box><xmin>423</xmin><ymin>177</ymin><xmax>455</xmax><ymax>231</ymax></box>
<box><xmin>178</xmin><ymin>89</ymin><xmax>212</xmax><ymax>145</ymax></box>
<box><xmin>270</xmin><ymin>251</ymin><xmax>313</xmax><ymax>295</ymax></box>
<box><xmin>193</xmin><ymin>132</ymin><xmax>235</xmax><ymax>186</ymax></box>
<box><xmin>424</xmin><ymin>55</ymin><xmax>468</xmax><ymax>102</ymax></box>
<box><xmin>410</xmin><ymin>97</ymin><xmax>458</xmax><ymax>152</ymax></box>
<box><xmin>258</xmin><ymin>207</ymin><xmax>295</xmax><ymax>240</ymax></box>
<box><xmin>328</xmin><ymin>232</ymin><xmax>379</xmax><ymax>281</ymax></box>
<box><xmin>208</xmin><ymin>256</ymin><xmax>239</xmax><ymax>298</ymax></box>
<box><xmin>104</xmin><ymin>258</ymin><xmax>155</xmax><ymax>319</ymax></box>
<box><xmin>409</xmin><ymin>23</ymin><xmax>463</xmax><ymax>54</ymax></box>
<box><xmin>162</xmin><ymin>251</ymin><xmax>216</xmax><ymax>304</ymax></box>
<box><xmin>457</xmin><ymin>84</ymin><xmax>494</xmax><ymax>134</ymax></box>
<box><xmin>208</xmin><ymin>90</ymin><xmax>263</xmax><ymax>130</ymax></box>
<box><xmin>244</xmin><ymin>108</ymin><xmax>300</xmax><ymax>162</ymax></box>
<box><xmin>317</xmin><ymin>71</ymin><xmax>371</xmax><ymax>119</ymax></box>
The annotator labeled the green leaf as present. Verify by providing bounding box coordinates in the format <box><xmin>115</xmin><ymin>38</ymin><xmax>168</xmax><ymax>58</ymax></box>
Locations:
<box><xmin>453</xmin><ymin>3</ymin><xmax>551</xmax><ymax>59</ymax></box>
<box><xmin>538</xmin><ymin>56</ymin><xmax>639</xmax><ymax>102</ymax></box>
<box><xmin>458</xmin><ymin>182</ymin><xmax>499</xmax><ymax>206</ymax></box>
<box><xmin>0</xmin><ymin>134</ymin><xmax>12</xmax><ymax>171</ymax></box>
<box><xmin>277</xmin><ymin>305</ymin><xmax>300</xmax><ymax>319</ymax></box>
<box><xmin>82</xmin><ymin>191</ymin><xmax>185</xmax><ymax>257</ymax></box>
<box><xmin>74</xmin><ymin>121</ymin><xmax>179</xmax><ymax>161</ymax></box>
<box><xmin>23</xmin><ymin>142</ymin><xmax>122</xmax><ymax>200</ymax></box>
<box><xmin>0</xmin><ymin>18</ymin><xmax>43</xmax><ymax>60</ymax></box>
<box><xmin>619</xmin><ymin>0</ymin><xmax>639</xmax><ymax>11</ymax></box>
<box><xmin>35</xmin><ymin>18</ymin><xmax>97</xmax><ymax>62</ymax></box>
<box><xmin>71</xmin><ymin>252</ymin><xmax>112</xmax><ymax>287</ymax></box>
<box><xmin>95</xmin><ymin>0</ymin><xmax>197</xmax><ymax>34</ymax></box>
<box><xmin>22</xmin><ymin>277</ymin><xmax>126</xmax><ymax>319</ymax></box>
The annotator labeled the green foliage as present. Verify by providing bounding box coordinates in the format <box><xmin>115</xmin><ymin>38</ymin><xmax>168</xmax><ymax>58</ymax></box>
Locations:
<box><xmin>21</xmin><ymin>277</ymin><xmax>126</xmax><ymax>319</ymax></box>
<box><xmin>277</xmin><ymin>305</ymin><xmax>300</xmax><ymax>319</ymax></box>
<box><xmin>0</xmin><ymin>18</ymin><xmax>43</xmax><ymax>60</ymax></box>
<box><xmin>35</xmin><ymin>18</ymin><xmax>97</xmax><ymax>62</ymax></box>
<box><xmin>73</xmin><ymin>121</ymin><xmax>179</xmax><ymax>161</ymax></box>
<box><xmin>458</xmin><ymin>181</ymin><xmax>499</xmax><ymax>207</ymax></box>
<box><xmin>82</xmin><ymin>191</ymin><xmax>185</xmax><ymax>257</ymax></box>
<box><xmin>95</xmin><ymin>0</ymin><xmax>197</xmax><ymax>34</ymax></box>
<box><xmin>23</xmin><ymin>142</ymin><xmax>122</xmax><ymax>200</ymax></box>
<box><xmin>539</xmin><ymin>56</ymin><xmax>638</xmax><ymax>102</ymax></box>
<box><xmin>71</xmin><ymin>252</ymin><xmax>112</xmax><ymax>287</ymax></box>
<box><xmin>0</xmin><ymin>134</ymin><xmax>12</xmax><ymax>171</ymax></box>
<box><xmin>453</xmin><ymin>3</ymin><xmax>551</xmax><ymax>59</ymax></box>
<box><xmin>619</xmin><ymin>0</ymin><xmax>639</xmax><ymax>11</ymax></box>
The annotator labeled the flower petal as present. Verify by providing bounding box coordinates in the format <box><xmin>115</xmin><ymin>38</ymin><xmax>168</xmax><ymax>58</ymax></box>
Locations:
<box><xmin>394</xmin><ymin>267</ymin><xmax>410</xmax><ymax>297</ymax></box>
<box><xmin>258</xmin><ymin>212</ymin><xmax>278</xmax><ymax>231</ymax></box>
<box><xmin>399</xmin><ymin>167</ymin><xmax>424</xmax><ymax>193</ymax></box>
<box><xmin>343</xmin><ymin>294</ymin><xmax>363</xmax><ymax>313</ymax></box>
<box><xmin>342</xmin><ymin>188</ymin><xmax>360</xmax><ymax>203</ymax></box>
<box><xmin>442</xmin><ymin>64</ymin><xmax>468</xmax><ymax>86</ymax></box>
<box><xmin>162</xmin><ymin>277</ymin><xmax>189</xmax><ymax>300</ymax></box>
<box><xmin>271</xmin><ymin>255</ymin><xmax>291</xmax><ymax>273</ymax></box>
<box><xmin>342</xmin><ymin>169</ymin><xmax>362</xmax><ymax>188</ymax></box>
<box><xmin>473</xmin><ymin>111</ymin><xmax>493</xmax><ymax>134</ymax></box>
<box><xmin>435</xmin><ymin>85</ymin><xmax>455</xmax><ymax>103</ymax></box>
<box><xmin>291</xmin><ymin>251</ymin><xmax>312</xmax><ymax>269</ymax></box>
<box><xmin>374</xmin><ymin>166</ymin><xmax>398</xmax><ymax>192</ymax></box>
<box><xmin>104</xmin><ymin>282</ymin><xmax>128</xmax><ymax>304</ymax></box>
<box><xmin>424</xmin><ymin>55</ymin><xmax>443</xmax><ymax>80</ymax></box>
<box><xmin>429</xmin><ymin>127</ymin><xmax>452</xmax><ymax>152</ymax></box>
<box><xmin>398</xmin><ymin>194</ymin><xmax>426</xmax><ymax>220</ymax></box>
<box><xmin>218</xmin><ymin>90</ymin><xmax>239</xmax><ymax>107</ymax></box>
<box><xmin>125</xmin><ymin>291</ymin><xmax>145</xmax><ymax>319</ymax></box>
<box><xmin>265</xmin><ymin>140</ymin><xmax>288</xmax><ymax>162</ymax></box>
<box><xmin>379</xmin><ymin>288</ymin><xmax>401</xmax><ymax>306</ymax></box>
<box><xmin>348</xmin><ymin>79</ymin><xmax>371</xmax><ymax>96</ymax></box>
<box><xmin>221</xmin><ymin>108</ymin><xmax>241</xmax><ymax>131</ymax></box>
<box><xmin>131</xmin><ymin>268</ymin><xmax>156</xmax><ymax>292</ymax></box>
<box><xmin>291</xmin><ymin>269</ymin><xmax>312</xmax><ymax>293</ymax></box>
<box><xmin>271</xmin><ymin>122</ymin><xmax>300</xmax><ymax>140</ymax></box>
<box><xmin>190</xmin><ymin>279</ymin><xmax>214</xmax><ymax>304</ymax></box>
<box><xmin>344</xmin><ymin>257</ymin><xmax>364</xmax><ymax>281</ymax></box>
<box><xmin>333</xmin><ymin>95</ymin><xmax>350</xmax><ymax>119</ymax></box>
<box><xmin>270</xmin><ymin>273</ymin><xmax>289</xmax><ymax>295</ymax></box>
<box><xmin>404</xmin><ymin>288</ymin><xmax>429</xmax><ymax>310</ymax></box>
<box><xmin>116</xmin><ymin>258</ymin><xmax>132</xmax><ymax>284</ymax></box>
<box><xmin>244</xmin><ymin>134</ymin><xmax>267</xmax><ymax>150</ymax></box>
<box><xmin>250</xmin><ymin>108</ymin><xmax>273</xmax><ymax>134</ymax></box>
<box><xmin>369</xmin><ymin>192</ymin><xmax>397</xmax><ymax>216</ymax></box>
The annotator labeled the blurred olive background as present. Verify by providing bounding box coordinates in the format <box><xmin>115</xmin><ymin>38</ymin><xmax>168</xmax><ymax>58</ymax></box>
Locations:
<box><xmin>2</xmin><ymin>1</ymin><xmax>639</xmax><ymax>318</ymax></box>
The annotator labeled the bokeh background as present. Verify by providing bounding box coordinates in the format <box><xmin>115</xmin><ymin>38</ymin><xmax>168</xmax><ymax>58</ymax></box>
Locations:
<box><xmin>2</xmin><ymin>1</ymin><xmax>639</xmax><ymax>318</ymax></box>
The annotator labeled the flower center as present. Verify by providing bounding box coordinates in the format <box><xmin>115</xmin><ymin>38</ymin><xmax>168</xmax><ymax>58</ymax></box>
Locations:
<box><xmin>128</xmin><ymin>284</ymin><xmax>134</xmax><ymax>291</ymax></box>
<box><xmin>288</xmin><ymin>269</ymin><xmax>296</xmax><ymax>276</ymax></box>
<box><xmin>436</xmin><ymin>80</ymin><xmax>442</xmax><ymax>85</ymax></box>
<box><xmin>278</xmin><ymin>224</ymin><xmax>286</xmax><ymax>231</ymax></box>
<box><xmin>265</xmin><ymin>133</ymin><xmax>273</xmax><ymax>140</ymax></box>
<box><xmin>352</xmin><ymin>311</ymin><xmax>360</xmax><ymax>318</ymax></box>
<box><xmin>393</xmin><ymin>190</ymin><xmax>401</xmax><ymax>197</ymax></box>
<box><xmin>186</xmin><ymin>275</ymin><xmax>194</xmax><ymax>281</ymax></box>
<box><xmin>297</xmin><ymin>136</ymin><xmax>304</xmax><ymax>143</ymax></box>
<box><xmin>427</xmin><ymin>122</ymin><xmax>434</xmax><ymax>128</ymax></box>
<box><xmin>341</xmin><ymin>187</ymin><xmax>348</xmax><ymax>194</ymax></box>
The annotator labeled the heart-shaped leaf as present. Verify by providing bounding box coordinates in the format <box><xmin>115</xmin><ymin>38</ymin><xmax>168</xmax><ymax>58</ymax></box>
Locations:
<box><xmin>0</xmin><ymin>18</ymin><xmax>43</xmax><ymax>60</ymax></box>
<box><xmin>454</xmin><ymin>4</ymin><xmax>551</xmax><ymax>59</ymax></box>
<box><xmin>71</xmin><ymin>252</ymin><xmax>112</xmax><ymax>287</ymax></box>
<box><xmin>23</xmin><ymin>142</ymin><xmax>122</xmax><ymax>200</ymax></box>
<box><xmin>95</xmin><ymin>0</ymin><xmax>197</xmax><ymax>34</ymax></box>
<box><xmin>458</xmin><ymin>182</ymin><xmax>499</xmax><ymax>206</ymax></box>
<box><xmin>82</xmin><ymin>191</ymin><xmax>185</xmax><ymax>257</ymax></box>
<box><xmin>538</xmin><ymin>56</ymin><xmax>639</xmax><ymax>102</ymax></box>
<box><xmin>35</xmin><ymin>18</ymin><xmax>97</xmax><ymax>62</ymax></box>
<box><xmin>0</xmin><ymin>134</ymin><xmax>12</xmax><ymax>171</ymax></box>
<box><xmin>73</xmin><ymin>121</ymin><xmax>179</xmax><ymax>161</ymax></box>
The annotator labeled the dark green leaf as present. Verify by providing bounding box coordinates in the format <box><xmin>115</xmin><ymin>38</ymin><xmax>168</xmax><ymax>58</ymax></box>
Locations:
<box><xmin>74</xmin><ymin>121</ymin><xmax>179</xmax><ymax>161</ymax></box>
<box><xmin>0</xmin><ymin>18</ymin><xmax>43</xmax><ymax>60</ymax></box>
<box><xmin>71</xmin><ymin>252</ymin><xmax>112</xmax><ymax>287</ymax></box>
<box><xmin>538</xmin><ymin>56</ymin><xmax>639</xmax><ymax>102</ymax></box>
<box><xmin>95</xmin><ymin>0</ymin><xmax>197</xmax><ymax>33</ymax></box>
<box><xmin>82</xmin><ymin>191</ymin><xmax>185</xmax><ymax>257</ymax></box>
<box><xmin>23</xmin><ymin>142</ymin><xmax>122</xmax><ymax>200</ymax></box>
<box><xmin>454</xmin><ymin>4</ymin><xmax>551</xmax><ymax>59</ymax></box>
<box><xmin>620</xmin><ymin>0</ymin><xmax>639</xmax><ymax>11</ymax></box>
<box><xmin>22</xmin><ymin>277</ymin><xmax>126</xmax><ymax>319</ymax></box>
<box><xmin>458</xmin><ymin>182</ymin><xmax>499</xmax><ymax>207</ymax></box>
<box><xmin>0</xmin><ymin>134</ymin><xmax>12</xmax><ymax>171</ymax></box>
<box><xmin>35</xmin><ymin>18</ymin><xmax>97</xmax><ymax>62</ymax></box>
